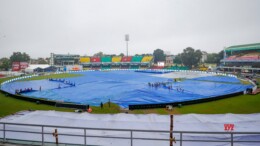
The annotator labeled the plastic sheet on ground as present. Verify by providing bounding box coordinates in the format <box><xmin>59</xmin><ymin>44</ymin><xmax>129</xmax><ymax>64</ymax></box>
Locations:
<box><xmin>190</xmin><ymin>76</ymin><xmax>241</xmax><ymax>83</ymax></box>
<box><xmin>1</xmin><ymin>71</ymin><xmax>253</xmax><ymax>108</ymax></box>
<box><xmin>0</xmin><ymin>111</ymin><xmax>260</xmax><ymax>146</ymax></box>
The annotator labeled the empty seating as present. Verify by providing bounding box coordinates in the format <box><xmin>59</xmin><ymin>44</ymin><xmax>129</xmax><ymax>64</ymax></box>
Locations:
<box><xmin>112</xmin><ymin>56</ymin><xmax>122</xmax><ymax>63</ymax></box>
<box><xmin>91</xmin><ymin>57</ymin><xmax>101</xmax><ymax>63</ymax></box>
<box><xmin>79</xmin><ymin>55</ymin><xmax>155</xmax><ymax>69</ymax></box>
<box><xmin>80</xmin><ymin>57</ymin><xmax>90</xmax><ymax>63</ymax></box>
<box><xmin>225</xmin><ymin>52</ymin><xmax>260</xmax><ymax>61</ymax></box>
<box><xmin>131</xmin><ymin>56</ymin><xmax>143</xmax><ymax>62</ymax></box>
<box><xmin>226</xmin><ymin>56</ymin><xmax>237</xmax><ymax>60</ymax></box>
<box><xmin>121</xmin><ymin>56</ymin><xmax>132</xmax><ymax>62</ymax></box>
<box><xmin>101</xmin><ymin>56</ymin><xmax>112</xmax><ymax>63</ymax></box>
<box><xmin>141</xmin><ymin>56</ymin><xmax>153</xmax><ymax>62</ymax></box>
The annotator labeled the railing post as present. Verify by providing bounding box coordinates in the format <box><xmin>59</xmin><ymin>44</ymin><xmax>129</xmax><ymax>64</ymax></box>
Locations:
<box><xmin>84</xmin><ymin>129</ymin><xmax>86</xmax><ymax>146</ymax></box>
<box><xmin>231</xmin><ymin>133</ymin><xmax>233</xmax><ymax>146</ymax></box>
<box><xmin>180</xmin><ymin>132</ymin><xmax>182</xmax><ymax>146</ymax></box>
<box><xmin>41</xmin><ymin>126</ymin><xmax>44</xmax><ymax>146</ymax></box>
<box><xmin>3</xmin><ymin>124</ymin><xmax>5</xmax><ymax>143</ymax></box>
<box><xmin>130</xmin><ymin>130</ymin><xmax>133</xmax><ymax>146</ymax></box>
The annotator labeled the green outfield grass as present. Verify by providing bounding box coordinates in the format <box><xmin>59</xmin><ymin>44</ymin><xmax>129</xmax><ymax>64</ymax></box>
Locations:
<box><xmin>175</xmin><ymin>94</ymin><xmax>260</xmax><ymax>114</ymax></box>
<box><xmin>0</xmin><ymin>74</ymin><xmax>259</xmax><ymax>117</ymax></box>
<box><xmin>0</xmin><ymin>92</ymin><xmax>74</xmax><ymax>117</ymax></box>
<box><xmin>20</xmin><ymin>73</ymin><xmax>83</xmax><ymax>81</ymax></box>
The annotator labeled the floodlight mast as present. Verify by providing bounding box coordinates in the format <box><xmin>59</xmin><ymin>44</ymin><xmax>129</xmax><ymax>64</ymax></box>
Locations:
<box><xmin>125</xmin><ymin>34</ymin><xmax>129</xmax><ymax>56</ymax></box>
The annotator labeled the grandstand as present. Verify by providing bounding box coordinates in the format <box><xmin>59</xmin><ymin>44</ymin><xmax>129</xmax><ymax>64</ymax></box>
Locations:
<box><xmin>101</xmin><ymin>56</ymin><xmax>112</xmax><ymax>69</ymax></box>
<box><xmin>121</xmin><ymin>56</ymin><xmax>132</xmax><ymax>69</ymax></box>
<box><xmin>50</xmin><ymin>53</ymin><xmax>80</xmax><ymax>66</ymax></box>
<box><xmin>79</xmin><ymin>57</ymin><xmax>91</xmax><ymax>69</ymax></box>
<box><xmin>141</xmin><ymin>56</ymin><xmax>153</xmax><ymax>62</ymax></box>
<box><xmin>90</xmin><ymin>57</ymin><xmax>101</xmax><ymax>69</ymax></box>
<box><xmin>111</xmin><ymin>56</ymin><xmax>122</xmax><ymax>68</ymax></box>
<box><xmin>140</xmin><ymin>56</ymin><xmax>153</xmax><ymax>68</ymax></box>
<box><xmin>220</xmin><ymin>43</ymin><xmax>260</xmax><ymax>73</ymax></box>
<box><xmin>130</xmin><ymin>55</ymin><xmax>143</xmax><ymax>69</ymax></box>
<box><xmin>79</xmin><ymin>55</ymin><xmax>153</xmax><ymax>69</ymax></box>
<box><xmin>79</xmin><ymin>57</ymin><xmax>90</xmax><ymax>64</ymax></box>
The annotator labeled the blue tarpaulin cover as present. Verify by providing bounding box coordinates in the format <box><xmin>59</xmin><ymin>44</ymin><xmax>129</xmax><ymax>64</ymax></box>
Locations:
<box><xmin>1</xmin><ymin>71</ymin><xmax>253</xmax><ymax>108</ymax></box>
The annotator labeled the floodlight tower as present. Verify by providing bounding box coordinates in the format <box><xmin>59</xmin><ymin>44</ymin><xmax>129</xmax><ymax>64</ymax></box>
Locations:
<box><xmin>125</xmin><ymin>34</ymin><xmax>129</xmax><ymax>56</ymax></box>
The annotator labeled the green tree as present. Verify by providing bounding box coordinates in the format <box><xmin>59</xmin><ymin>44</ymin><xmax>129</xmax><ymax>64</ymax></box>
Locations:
<box><xmin>216</xmin><ymin>50</ymin><xmax>224</xmax><ymax>65</ymax></box>
<box><xmin>153</xmin><ymin>49</ymin><xmax>165</xmax><ymax>63</ymax></box>
<box><xmin>119</xmin><ymin>53</ymin><xmax>124</xmax><ymax>56</ymax></box>
<box><xmin>181</xmin><ymin>47</ymin><xmax>202</xmax><ymax>68</ymax></box>
<box><xmin>173</xmin><ymin>54</ymin><xmax>182</xmax><ymax>64</ymax></box>
<box><xmin>38</xmin><ymin>58</ymin><xmax>48</xmax><ymax>64</ymax></box>
<box><xmin>204</xmin><ymin>50</ymin><xmax>224</xmax><ymax>65</ymax></box>
<box><xmin>45</xmin><ymin>57</ymin><xmax>50</xmax><ymax>64</ymax></box>
<box><xmin>0</xmin><ymin>57</ymin><xmax>11</xmax><ymax>71</ymax></box>
<box><xmin>94</xmin><ymin>52</ymin><xmax>103</xmax><ymax>57</ymax></box>
<box><xmin>9</xmin><ymin>52</ymin><xmax>30</xmax><ymax>64</ymax></box>
<box><xmin>205</xmin><ymin>53</ymin><xmax>218</xmax><ymax>64</ymax></box>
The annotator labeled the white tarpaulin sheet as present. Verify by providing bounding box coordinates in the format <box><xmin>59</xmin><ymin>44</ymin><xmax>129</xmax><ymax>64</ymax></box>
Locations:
<box><xmin>0</xmin><ymin>111</ymin><xmax>260</xmax><ymax>146</ymax></box>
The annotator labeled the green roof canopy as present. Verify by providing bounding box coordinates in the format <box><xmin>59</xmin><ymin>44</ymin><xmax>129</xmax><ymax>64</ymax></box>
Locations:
<box><xmin>225</xmin><ymin>43</ymin><xmax>260</xmax><ymax>52</ymax></box>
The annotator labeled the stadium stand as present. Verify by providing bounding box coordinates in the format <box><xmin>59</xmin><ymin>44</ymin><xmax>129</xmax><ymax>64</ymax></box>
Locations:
<box><xmin>112</xmin><ymin>56</ymin><xmax>122</xmax><ymax>63</ymax></box>
<box><xmin>220</xmin><ymin>43</ymin><xmax>260</xmax><ymax>73</ymax></box>
<box><xmin>80</xmin><ymin>57</ymin><xmax>91</xmax><ymax>63</ymax></box>
<box><xmin>140</xmin><ymin>56</ymin><xmax>153</xmax><ymax>68</ymax></box>
<box><xmin>111</xmin><ymin>56</ymin><xmax>122</xmax><ymax>68</ymax></box>
<box><xmin>121</xmin><ymin>56</ymin><xmax>132</xmax><ymax>62</ymax></box>
<box><xmin>130</xmin><ymin>56</ymin><xmax>143</xmax><ymax>69</ymax></box>
<box><xmin>121</xmin><ymin>56</ymin><xmax>132</xmax><ymax>69</ymax></box>
<box><xmin>101</xmin><ymin>56</ymin><xmax>112</xmax><ymax>69</ymax></box>
<box><xmin>131</xmin><ymin>56</ymin><xmax>143</xmax><ymax>62</ymax></box>
<box><xmin>225</xmin><ymin>52</ymin><xmax>260</xmax><ymax>61</ymax></box>
<box><xmin>80</xmin><ymin>57</ymin><xmax>91</xmax><ymax>69</ymax></box>
<box><xmin>91</xmin><ymin>57</ymin><xmax>101</xmax><ymax>63</ymax></box>
<box><xmin>239</xmin><ymin>52</ymin><xmax>260</xmax><ymax>60</ymax></box>
<box><xmin>101</xmin><ymin>56</ymin><xmax>112</xmax><ymax>63</ymax></box>
<box><xmin>141</xmin><ymin>56</ymin><xmax>153</xmax><ymax>62</ymax></box>
<box><xmin>91</xmin><ymin>57</ymin><xmax>101</xmax><ymax>69</ymax></box>
<box><xmin>78</xmin><ymin>55</ymin><xmax>154</xmax><ymax>69</ymax></box>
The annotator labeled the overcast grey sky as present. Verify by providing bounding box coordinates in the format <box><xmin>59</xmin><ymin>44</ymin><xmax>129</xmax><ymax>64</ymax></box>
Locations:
<box><xmin>0</xmin><ymin>0</ymin><xmax>259</xmax><ymax>58</ymax></box>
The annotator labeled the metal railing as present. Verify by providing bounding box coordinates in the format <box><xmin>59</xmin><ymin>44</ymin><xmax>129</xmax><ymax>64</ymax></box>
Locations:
<box><xmin>1</xmin><ymin>122</ymin><xmax>260</xmax><ymax>146</ymax></box>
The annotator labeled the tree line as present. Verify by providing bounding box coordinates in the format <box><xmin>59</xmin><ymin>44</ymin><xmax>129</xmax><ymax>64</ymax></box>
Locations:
<box><xmin>153</xmin><ymin>48</ymin><xmax>223</xmax><ymax>69</ymax></box>
<box><xmin>0</xmin><ymin>52</ymin><xmax>48</xmax><ymax>71</ymax></box>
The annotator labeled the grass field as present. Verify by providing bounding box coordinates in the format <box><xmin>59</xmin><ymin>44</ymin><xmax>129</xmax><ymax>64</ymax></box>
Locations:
<box><xmin>129</xmin><ymin>94</ymin><xmax>260</xmax><ymax>114</ymax></box>
<box><xmin>0</xmin><ymin>73</ymin><xmax>259</xmax><ymax>118</ymax></box>
<box><xmin>20</xmin><ymin>73</ymin><xmax>83</xmax><ymax>81</ymax></box>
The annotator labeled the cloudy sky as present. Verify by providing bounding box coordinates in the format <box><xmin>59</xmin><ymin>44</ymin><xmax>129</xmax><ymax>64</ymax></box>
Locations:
<box><xmin>0</xmin><ymin>0</ymin><xmax>259</xmax><ymax>58</ymax></box>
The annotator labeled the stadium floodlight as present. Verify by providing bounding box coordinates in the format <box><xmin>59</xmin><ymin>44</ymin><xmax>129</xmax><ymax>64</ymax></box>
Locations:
<box><xmin>125</xmin><ymin>34</ymin><xmax>129</xmax><ymax>56</ymax></box>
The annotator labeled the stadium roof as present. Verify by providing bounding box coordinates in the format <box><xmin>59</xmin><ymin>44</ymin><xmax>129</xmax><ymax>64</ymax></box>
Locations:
<box><xmin>225</xmin><ymin>43</ymin><xmax>260</xmax><ymax>52</ymax></box>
